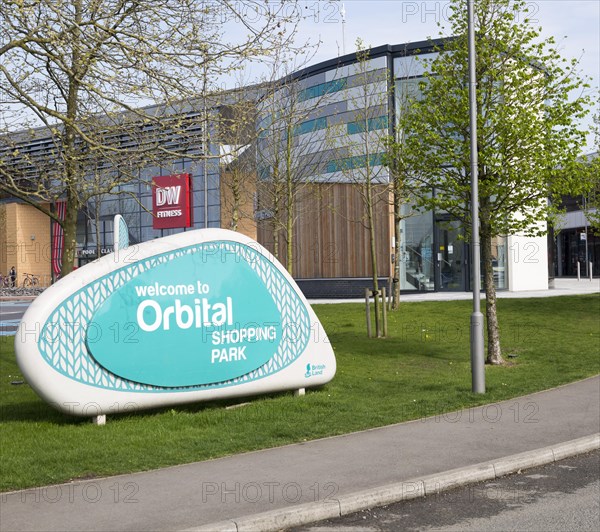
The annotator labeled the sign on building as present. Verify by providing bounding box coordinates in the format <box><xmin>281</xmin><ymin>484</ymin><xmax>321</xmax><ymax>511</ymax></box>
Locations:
<box><xmin>152</xmin><ymin>173</ymin><xmax>193</xmax><ymax>229</ymax></box>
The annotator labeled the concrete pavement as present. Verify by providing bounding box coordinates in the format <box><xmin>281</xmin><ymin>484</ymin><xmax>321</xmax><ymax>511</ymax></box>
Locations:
<box><xmin>308</xmin><ymin>277</ymin><xmax>600</xmax><ymax>304</ymax></box>
<box><xmin>1</xmin><ymin>376</ymin><xmax>599</xmax><ymax>532</ymax></box>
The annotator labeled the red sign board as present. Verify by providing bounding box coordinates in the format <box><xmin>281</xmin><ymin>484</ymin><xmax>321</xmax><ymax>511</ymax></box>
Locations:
<box><xmin>152</xmin><ymin>174</ymin><xmax>193</xmax><ymax>229</ymax></box>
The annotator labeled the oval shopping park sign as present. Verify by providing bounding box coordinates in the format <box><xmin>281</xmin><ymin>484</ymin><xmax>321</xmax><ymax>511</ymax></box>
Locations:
<box><xmin>15</xmin><ymin>227</ymin><xmax>336</xmax><ymax>417</ymax></box>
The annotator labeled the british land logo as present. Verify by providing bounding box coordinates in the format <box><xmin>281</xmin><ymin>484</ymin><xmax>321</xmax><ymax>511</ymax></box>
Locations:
<box><xmin>305</xmin><ymin>363</ymin><xmax>326</xmax><ymax>378</ymax></box>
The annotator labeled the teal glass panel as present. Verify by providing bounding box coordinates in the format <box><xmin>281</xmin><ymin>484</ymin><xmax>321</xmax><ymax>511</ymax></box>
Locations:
<box><xmin>293</xmin><ymin>117</ymin><xmax>327</xmax><ymax>136</ymax></box>
<box><xmin>347</xmin><ymin>116</ymin><xmax>389</xmax><ymax>135</ymax></box>
<box><xmin>298</xmin><ymin>78</ymin><xmax>348</xmax><ymax>102</ymax></box>
<box><xmin>326</xmin><ymin>152</ymin><xmax>386</xmax><ymax>173</ymax></box>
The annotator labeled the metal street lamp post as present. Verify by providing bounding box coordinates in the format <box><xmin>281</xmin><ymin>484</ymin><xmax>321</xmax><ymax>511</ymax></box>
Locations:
<box><xmin>468</xmin><ymin>0</ymin><xmax>486</xmax><ymax>393</ymax></box>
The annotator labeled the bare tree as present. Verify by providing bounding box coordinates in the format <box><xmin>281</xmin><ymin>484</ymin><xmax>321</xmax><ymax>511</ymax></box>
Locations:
<box><xmin>256</xmin><ymin>56</ymin><xmax>334</xmax><ymax>275</ymax></box>
<box><xmin>384</xmin><ymin>136</ymin><xmax>416</xmax><ymax>310</ymax></box>
<box><xmin>0</xmin><ymin>0</ymin><xmax>303</xmax><ymax>275</ymax></box>
<box><xmin>332</xmin><ymin>40</ymin><xmax>391</xmax><ymax>335</ymax></box>
<box><xmin>218</xmin><ymin>90</ymin><xmax>262</xmax><ymax>235</ymax></box>
<box><xmin>383</xmin><ymin>54</ymin><xmax>423</xmax><ymax>310</ymax></box>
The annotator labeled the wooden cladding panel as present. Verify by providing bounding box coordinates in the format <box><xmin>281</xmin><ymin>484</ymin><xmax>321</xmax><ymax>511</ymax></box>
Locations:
<box><xmin>258</xmin><ymin>183</ymin><xmax>392</xmax><ymax>279</ymax></box>
<box><xmin>220</xmin><ymin>169</ymin><xmax>257</xmax><ymax>240</ymax></box>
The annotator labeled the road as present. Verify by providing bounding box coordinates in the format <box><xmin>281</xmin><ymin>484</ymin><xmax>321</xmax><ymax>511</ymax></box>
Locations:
<box><xmin>293</xmin><ymin>450</ymin><xmax>600</xmax><ymax>532</ymax></box>
<box><xmin>0</xmin><ymin>300</ymin><xmax>30</xmax><ymax>336</ymax></box>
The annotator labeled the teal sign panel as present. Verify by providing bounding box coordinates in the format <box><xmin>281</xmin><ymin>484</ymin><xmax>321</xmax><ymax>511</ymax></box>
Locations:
<box><xmin>35</xmin><ymin>239</ymin><xmax>313</xmax><ymax>393</ymax></box>
<box><xmin>88</xmin><ymin>246</ymin><xmax>283</xmax><ymax>386</ymax></box>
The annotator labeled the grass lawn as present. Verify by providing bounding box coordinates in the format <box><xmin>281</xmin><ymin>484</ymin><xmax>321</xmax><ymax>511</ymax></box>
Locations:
<box><xmin>1</xmin><ymin>294</ymin><xmax>599</xmax><ymax>492</ymax></box>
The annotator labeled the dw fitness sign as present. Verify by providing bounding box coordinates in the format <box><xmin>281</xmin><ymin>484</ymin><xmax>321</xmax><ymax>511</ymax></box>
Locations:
<box><xmin>15</xmin><ymin>227</ymin><xmax>336</xmax><ymax>416</ymax></box>
<box><xmin>152</xmin><ymin>173</ymin><xmax>193</xmax><ymax>229</ymax></box>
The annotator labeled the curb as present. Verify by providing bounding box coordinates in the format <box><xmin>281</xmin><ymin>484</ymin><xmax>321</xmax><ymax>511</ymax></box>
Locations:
<box><xmin>185</xmin><ymin>433</ymin><xmax>600</xmax><ymax>532</ymax></box>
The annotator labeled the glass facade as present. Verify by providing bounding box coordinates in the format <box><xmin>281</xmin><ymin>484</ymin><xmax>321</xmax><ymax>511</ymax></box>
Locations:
<box><xmin>393</xmin><ymin>53</ymin><xmax>508</xmax><ymax>292</ymax></box>
<box><xmin>555</xmin><ymin>229</ymin><xmax>600</xmax><ymax>277</ymax></box>
<box><xmin>75</xmin><ymin>157</ymin><xmax>220</xmax><ymax>265</ymax></box>
<box><xmin>254</xmin><ymin>46</ymin><xmax>512</xmax><ymax>292</ymax></box>
<box><xmin>393</xmin><ymin>58</ymin><xmax>437</xmax><ymax>291</ymax></box>
<box><xmin>325</xmin><ymin>153</ymin><xmax>386</xmax><ymax>174</ymax></box>
<box><xmin>347</xmin><ymin>116</ymin><xmax>389</xmax><ymax>135</ymax></box>
<box><xmin>435</xmin><ymin>219</ymin><xmax>465</xmax><ymax>291</ymax></box>
<box><xmin>396</xmin><ymin>209</ymin><xmax>508</xmax><ymax>293</ymax></box>
<box><xmin>490</xmin><ymin>236</ymin><xmax>507</xmax><ymax>289</ymax></box>
<box><xmin>398</xmin><ymin>207</ymin><xmax>435</xmax><ymax>291</ymax></box>
<box><xmin>297</xmin><ymin>78</ymin><xmax>348</xmax><ymax>102</ymax></box>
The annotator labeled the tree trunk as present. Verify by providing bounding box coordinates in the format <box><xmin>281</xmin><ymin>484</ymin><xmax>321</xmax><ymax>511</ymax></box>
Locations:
<box><xmin>392</xmin><ymin>197</ymin><xmax>401</xmax><ymax>310</ymax></box>
<box><xmin>286</xmin><ymin>202</ymin><xmax>293</xmax><ymax>276</ymax></box>
<box><xmin>272</xmin><ymin>216</ymin><xmax>279</xmax><ymax>261</ymax></box>
<box><xmin>285</xmin><ymin>129</ymin><xmax>294</xmax><ymax>276</ymax></box>
<box><xmin>366</xmin><ymin>187</ymin><xmax>381</xmax><ymax>336</ymax></box>
<box><xmin>60</xmin><ymin>1</ymin><xmax>82</xmax><ymax>277</ymax></box>
<box><xmin>60</xmin><ymin>190</ymin><xmax>79</xmax><ymax>276</ymax></box>
<box><xmin>95</xmin><ymin>198</ymin><xmax>101</xmax><ymax>258</ymax></box>
<box><xmin>231</xmin><ymin>176</ymin><xmax>240</xmax><ymax>232</ymax></box>
<box><xmin>481</xmin><ymin>228</ymin><xmax>504</xmax><ymax>365</ymax></box>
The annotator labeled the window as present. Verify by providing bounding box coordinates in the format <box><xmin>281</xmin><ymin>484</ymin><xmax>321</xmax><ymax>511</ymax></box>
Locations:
<box><xmin>347</xmin><ymin>115</ymin><xmax>389</xmax><ymax>135</ymax></box>
<box><xmin>258</xmin><ymin>165</ymin><xmax>271</xmax><ymax>180</ymax></box>
<box><xmin>293</xmin><ymin>117</ymin><xmax>327</xmax><ymax>136</ymax></box>
<box><xmin>298</xmin><ymin>78</ymin><xmax>348</xmax><ymax>102</ymax></box>
<box><xmin>326</xmin><ymin>152</ymin><xmax>385</xmax><ymax>173</ymax></box>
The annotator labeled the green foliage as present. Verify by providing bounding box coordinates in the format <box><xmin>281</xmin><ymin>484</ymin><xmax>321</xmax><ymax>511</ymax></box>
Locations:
<box><xmin>582</xmin><ymin>155</ymin><xmax>600</xmax><ymax>232</ymax></box>
<box><xmin>1</xmin><ymin>295</ymin><xmax>599</xmax><ymax>491</ymax></box>
<box><xmin>391</xmin><ymin>0</ymin><xmax>594</xmax><ymax>362</ymax></box>
<box><xmin>398</xmin><ymin>0</ymin><xmax>592</xmax><ymax>237</ymax></box>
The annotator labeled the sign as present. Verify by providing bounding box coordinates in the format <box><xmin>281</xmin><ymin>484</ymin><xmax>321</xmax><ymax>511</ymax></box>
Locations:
<box><xmin>15</xmin><ymin>228</ymin><xmax>336</xmax><ymax>416</ymax></box>
<box><xmin>77</xmin><ymin>248</ymin><xmax>112</xmax><ymax>258</ymax></box>
<box><xmin>114</xmin><ymin>214</ymin><xmax>129</xmax><ymax>251</ymax></box>
<box><xmin>77</xmin><ymin>215</ymin><xmax>129</xmax><ymax>259</ymax></box>
<box><xmin>152</xmin><ymin>174</ymin><xmax>193</xmax><ymax>229</ymax></box>
<box><xmin>89</xmin><ymin>252</ymin><xmax>283</xmax><ymax>387</ymax></box>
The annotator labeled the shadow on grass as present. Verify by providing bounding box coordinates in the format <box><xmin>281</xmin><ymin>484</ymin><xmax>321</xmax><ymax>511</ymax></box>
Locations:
<box><xmin>0</xmin><ymin>386</ymin><xmax>297</xmax><ymax>425</ymax></box>
<box><xmin>328</xmin><ymin>332</ymin><xmax>461</xmax><ymax>362</ymax></box>
<box><xmin>0</xmin><ymin>398</ymin><xmax>80</xmax><ymax>424</ymax></box>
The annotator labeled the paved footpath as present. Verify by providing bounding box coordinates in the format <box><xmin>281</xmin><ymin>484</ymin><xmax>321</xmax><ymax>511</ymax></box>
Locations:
<box><xmin>1</xmin><ymin>376</ymin><xmax>599</xmax><ymax>532</ymax></box>
<box><xmin>309</xmin><ymin>277</ymin><xmax>600</xmax><ymax>304</ymax></box>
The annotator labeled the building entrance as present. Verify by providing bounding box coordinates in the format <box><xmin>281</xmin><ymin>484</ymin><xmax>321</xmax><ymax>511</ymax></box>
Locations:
<box><xmin>555</xmin><ymin>229</ymin><xmax>600</xmax><ymax>277</ymax></box>
<box><xmin>435</xmin><ymin>219</ymin><xmax>467</xmax><ymax>291</ymax></box>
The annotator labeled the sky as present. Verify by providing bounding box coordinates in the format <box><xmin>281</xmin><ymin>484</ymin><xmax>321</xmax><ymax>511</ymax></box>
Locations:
<box><xmin>270</xmin><ymin>0</ymin><xmax>600</xmax><ymax>150</ymax></box>
<box><xmin>3</xmin><ymin>1</ymin><xmax>598</xmax><ymax>149</ymax></box>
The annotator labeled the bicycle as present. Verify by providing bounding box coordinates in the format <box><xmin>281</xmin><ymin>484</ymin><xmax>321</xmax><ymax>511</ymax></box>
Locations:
<box><xmin>22</xmin><ymin>272</ymin><xmax>40</xmax><ymax>287</ymax></box>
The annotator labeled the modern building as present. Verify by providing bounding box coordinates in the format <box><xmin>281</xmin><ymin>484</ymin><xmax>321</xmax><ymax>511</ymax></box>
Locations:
<box><xmin>553</xmin><ymin>153</ymin><xmax>599</xmax><ymax>278</ymax></box>
<box><xmin>2</xmin><ymin>41</ymin><xmax>578</xmax><ymax>295</ymax></box>
<box><xmin>254</xmin><ymin>41</ymin><xmax>549</xmax><ymax>296</ymax></box>
<box><xmin>1</xmin><ymin>91</ymin><xmax>255</xmax><ymax>285</ymax></box>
